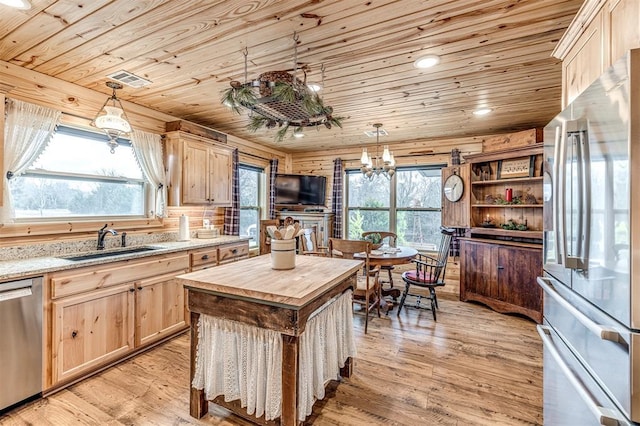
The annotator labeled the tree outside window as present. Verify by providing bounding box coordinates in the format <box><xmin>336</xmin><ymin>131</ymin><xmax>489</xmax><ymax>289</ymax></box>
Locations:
<box><xmin>10</xmin><ymin>126</ymin><xmax>146</xmax><ymax>219</ymax></box>
<box><xmin>346</xmin><ymin>166</ymin><xmax>443</xmax><ymax>249</ymax></box>
<box><xmin>239</xmin><ymin>165</ymin><xmax>264</xmax><ymax>248</ymax></box>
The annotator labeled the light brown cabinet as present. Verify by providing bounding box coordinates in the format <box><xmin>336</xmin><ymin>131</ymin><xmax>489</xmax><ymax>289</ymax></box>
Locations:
<box><xmin>460</xmin><ymin>239</ymin><xmax>542</xmax><ymax>323</ymax></box>
<box><xmin>135</xmin><ymin>271</ymin><xmax>186</xmax><ymax>347</ymax></box>
<box><xmin>189</xmin><ymin>241</ymin><xmax>249</xmax><ymax>271</ymax></box>
<box><xmin>51</xmin><ymin>284</ymin><xmax>135</xmax><ymax>385</ymax></box>
<box><xmin>555</xmin><ymin>0</ymin><xmax>640</xmax><ymax>106</ymax></box>
<box><xmin>48</xmin><ymin>253</ymin><xmax>189</xmax><ymax>388</ymax></box>
<box><xmin>165</xmin><ymin>131</ymin><xmax>233</xmax><ymax>207</ymax></box>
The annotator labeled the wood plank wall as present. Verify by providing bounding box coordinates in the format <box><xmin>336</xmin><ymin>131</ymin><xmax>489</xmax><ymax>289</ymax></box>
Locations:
<box><xmin>0</xmin><ymin>57</ymin><xmax>540</xmax><ymax>251</ymax></box>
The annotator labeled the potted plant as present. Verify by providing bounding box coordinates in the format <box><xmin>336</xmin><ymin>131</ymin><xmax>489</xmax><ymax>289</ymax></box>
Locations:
<box><xmin>362</xmin><ymin>232</ymin><xmax>383</xmax><ymax>249</ymax></box>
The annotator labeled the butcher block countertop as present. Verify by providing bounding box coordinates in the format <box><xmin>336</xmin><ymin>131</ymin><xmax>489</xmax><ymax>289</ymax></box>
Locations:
<box><xmin>177</xmin><ymin>254</ymin><xmax>363</xmax><ymax>308</ymax></box>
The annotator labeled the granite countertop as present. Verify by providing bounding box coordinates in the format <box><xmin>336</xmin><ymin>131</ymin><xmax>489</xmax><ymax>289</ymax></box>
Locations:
<box><xmin>0</xmin><ymin>236</ymin><xmax>250</xmax><ymax>282</ymax></box>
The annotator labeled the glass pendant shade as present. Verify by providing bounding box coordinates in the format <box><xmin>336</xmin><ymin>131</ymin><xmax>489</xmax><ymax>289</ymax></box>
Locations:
<box><xmin>94</xmin><ymin>106</ymin><xmax>132</xmax><ymax>136</ymax></box>
<box><xmin>92</xmin><ymin>82</ymin><xmax>132</xmax><ymax>153</ymax></box>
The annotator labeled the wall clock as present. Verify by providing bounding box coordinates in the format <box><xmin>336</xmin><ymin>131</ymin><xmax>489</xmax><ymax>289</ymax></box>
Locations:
<box><xmin>443</xmin><ymin>173</ymin><xmax>464</xmax><ymax>202</ymax></box>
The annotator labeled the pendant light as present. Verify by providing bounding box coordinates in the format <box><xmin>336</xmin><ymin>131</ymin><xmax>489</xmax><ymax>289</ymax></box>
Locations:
<box><xmin>92</xmin><ymin>81</ymin><xmax>132</xmax><ymax>153</ymax></box>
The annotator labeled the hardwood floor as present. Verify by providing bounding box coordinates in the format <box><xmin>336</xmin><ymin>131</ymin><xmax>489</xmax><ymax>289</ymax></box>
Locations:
<box><xmin>2</xmin><ymin>293</ymin><xmax>542</xmax><ymax>426</ymax></box>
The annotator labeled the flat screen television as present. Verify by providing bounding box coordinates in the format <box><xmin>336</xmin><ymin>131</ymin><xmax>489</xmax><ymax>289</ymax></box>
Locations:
<box><xmin>274</xmin><ymin>174</ymin><xmax>326</xmax><ymax>206</ymax></box>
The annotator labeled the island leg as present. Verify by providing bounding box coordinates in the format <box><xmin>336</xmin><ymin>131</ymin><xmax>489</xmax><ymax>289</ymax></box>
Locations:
<box><xmin>340</xmin><ymin>356</ymin><xmax>353</xmax><ymax>378</ymax></box>
<box><xmin>281</xmin><ymin>334</ymin><xmax>299</xmax><ymax>426</ymax></box>
<box><xmin>190</xmin><ymin>311</ymin><xmax>208</xmax><ymax>418</ymax></box>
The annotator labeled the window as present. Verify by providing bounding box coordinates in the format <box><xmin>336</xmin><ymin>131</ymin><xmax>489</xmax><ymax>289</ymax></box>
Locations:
<box><xmin>10</xmin><ymin>126</ymin><xmax>146</xmax><ymax>219</ymax></box>
<box><xmin>346</xmin><ymin>166</ymin><xmax>443</xmax><ymax>250</ymax></box>
<box><xmin>239</xmin><ymin>165</ymin><xmax>265</xmax><ymax>248</ymax></box>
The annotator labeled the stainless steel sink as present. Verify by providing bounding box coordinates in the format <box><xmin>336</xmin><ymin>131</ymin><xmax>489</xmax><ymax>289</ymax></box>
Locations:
<box><xmin>60</xmin><ymin>246</ymin><xmax>160</xmax><ymax>261</ymax></box>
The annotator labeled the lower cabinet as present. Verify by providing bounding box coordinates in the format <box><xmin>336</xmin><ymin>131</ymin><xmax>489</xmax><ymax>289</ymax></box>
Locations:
<box><xmin>51</xmin><ymin>284</ymin><xmax>135</xmax><ymax>385</ymax></box>
<box><xmin>48</xmin><ymin>253</ymin><xmax>189</xmax><ymax>388</ymax></box>
<box><xmin>460</xmin><ymin>239</ymin><xmax>542</xmax><ymax>323</ymax></box>
<box><xmin>136</xmin><ymin>272</ymin><xmax>186</xmax><ymax>347</ymax></box>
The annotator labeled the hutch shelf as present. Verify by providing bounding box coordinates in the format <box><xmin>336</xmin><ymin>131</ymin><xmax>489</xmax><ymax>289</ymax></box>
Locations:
<box><xmin>459</xmin><ymin>144</ymin><xmax>544</xmax><ymax>323</ymax></box>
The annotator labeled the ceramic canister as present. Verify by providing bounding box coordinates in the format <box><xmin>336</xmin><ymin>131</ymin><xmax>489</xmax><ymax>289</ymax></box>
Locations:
<box><xmin>270</xmin><ymin>238</ymin><xmax>296</xmax><ymax>270</ymax></box>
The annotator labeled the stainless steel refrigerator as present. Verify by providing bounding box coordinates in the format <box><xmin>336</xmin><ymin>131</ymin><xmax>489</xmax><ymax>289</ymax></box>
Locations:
<box><xmin>539</xmin><ymin>48</ymin><xmax>640</xmax><ymax>425</ymax></box>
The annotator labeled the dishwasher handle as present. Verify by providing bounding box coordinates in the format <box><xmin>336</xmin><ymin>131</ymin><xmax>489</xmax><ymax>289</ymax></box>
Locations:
<box><xmin>0</xmin><ymin>278</ymin><xmax>36</xmax><ymax>302</ymax></box>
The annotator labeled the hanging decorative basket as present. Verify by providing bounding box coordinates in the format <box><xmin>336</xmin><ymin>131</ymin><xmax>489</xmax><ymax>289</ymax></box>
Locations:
<box><xmin>221</xmin><ymin>34</ymin><xmax>343</xmax><ymax>141</ymax></box>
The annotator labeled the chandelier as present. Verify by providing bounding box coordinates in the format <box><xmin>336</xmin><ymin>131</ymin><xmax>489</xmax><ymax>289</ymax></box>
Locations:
<box><xmin>92</xmin><ymin>81</ymin><xmax>132</xmax><ymax>153</ymax></box>
<box><xmin>221</xmin><ymin>33</ymin><xmax>343</xmax><ymax>142</ymax></box>
<box><xmin>360</xmin><ymin>123</ymin><xmax>395</xmax><ymax>180</ymax></box>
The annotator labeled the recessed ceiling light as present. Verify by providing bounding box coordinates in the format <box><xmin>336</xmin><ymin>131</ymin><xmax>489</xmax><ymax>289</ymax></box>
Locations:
<box><xmin>307</xmin><ymin>82</ymin><xmax>322</xmax><ymax>92</ymax></box>
<box><xmin>0</xmin><ymin>0</ymin><xmax>31</xmax><ymax>9</ymax></box>
<box><xmin>473</xmin><ymin>108</ymin><xmax>492</xmax><ymax>116</ymax></box>
<box><xmin>413</xmin><ymin>54</ymin><xmax>440</xmax><ymax>69</ymax></box>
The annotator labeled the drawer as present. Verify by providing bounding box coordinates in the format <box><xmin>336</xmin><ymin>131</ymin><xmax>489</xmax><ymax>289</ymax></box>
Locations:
<box><xmin>190</xmin><ymin>248</ymin><xmax>218</xmax><ymax>269</ymax></box>
<box><xmin>218</xmin><ymin>242</ymin><xmax>249</xmax><ymax>264</ymax></box>
<box><xmin>51</xmin><ymin>253</ymin><xmax>190</xmax><ymax>299</ymax></box>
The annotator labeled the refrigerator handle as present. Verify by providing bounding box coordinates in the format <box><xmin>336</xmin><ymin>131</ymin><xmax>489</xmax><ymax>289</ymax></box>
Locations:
<box><xmin>553</xmin><ymin>125</ymin><xmax>563</xmax><ymax>260</ymax></box>
<box><xmin>579</xmin><ymin>128</ymin><xmax>591</xmax><ymax>271</ymax></box>
<box><xmin>537</xmin><ymin>325</ymin><xmax>631</xmax><ymax>426</ymax></box>
<box><xmin>537</xmin><ymin>277</ymin><xmax>620</xmax><ymax>342</ymax></box>
<box><xmin>558</xmin><ymin>124</ymin><xmax>570</xmax><ymax>269</ymax></box>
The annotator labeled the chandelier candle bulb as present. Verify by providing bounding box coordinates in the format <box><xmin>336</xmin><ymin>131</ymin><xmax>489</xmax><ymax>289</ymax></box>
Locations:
<box><xmin>382</xmin><ymin>146</ymin><xmax>391</xmax><ymax>162</ymax></box>
<box><xmin>360</xmin><ymin>148</ymin><xmax>369</xmax><ymax>164</ymax></box>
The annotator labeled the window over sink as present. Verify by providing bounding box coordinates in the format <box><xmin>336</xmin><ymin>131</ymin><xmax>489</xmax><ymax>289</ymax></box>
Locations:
<box><xmin>9</xmin><ymin>126</ymin><xmax>147</xmax><ymax>219</ymax></box>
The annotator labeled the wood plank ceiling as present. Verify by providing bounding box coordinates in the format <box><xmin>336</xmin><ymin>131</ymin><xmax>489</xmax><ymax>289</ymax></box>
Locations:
<box><xmin>0</xmin><ymin>0</ymin><xmax>583</xmax><ymax>153</ymax></box>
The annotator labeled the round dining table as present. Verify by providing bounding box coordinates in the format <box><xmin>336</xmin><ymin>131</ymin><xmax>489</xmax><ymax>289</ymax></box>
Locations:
<box><xmin>354</xmin><ymin>246</ymin><xmax>418</xmax><ymax>312</ymax></box>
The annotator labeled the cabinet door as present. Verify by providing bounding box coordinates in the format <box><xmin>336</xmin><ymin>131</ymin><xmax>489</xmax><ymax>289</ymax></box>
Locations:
<box><xmin>460</xmin><ymin>241</ymin><xmax>498</xmax><ymax>299</ymax></box>
<box><xmin>136</xmin><ymin>271</ymin><xmax>187</xmax><ymax>347</ymax></box>
<box><xmin>497</xmin><ymin>246</ymin><xmax>542</xmax><ymax>315</ymax></box>
<box><xmin>51</xmin><ymin>284</ymin><xmax>134</xmax><ymax>385</ymax></box>
<box><xmin>607</xmin><ymin>0</ymin><xmax>640</xmax><ymax>65</ymax></box>
<box><xmin>208</xmin><ymin>146</ymin><xmax>232</xmax><ymax>206</ymax></box>
<box><xmin>182</xmin><ymin>140</ymin><xmax>210</xmax><ymax>204</ymax></box>
<box><xmin>563</xmin><ymin>8</ymin><xmax>606</xmax><ymax>106</ymax></box>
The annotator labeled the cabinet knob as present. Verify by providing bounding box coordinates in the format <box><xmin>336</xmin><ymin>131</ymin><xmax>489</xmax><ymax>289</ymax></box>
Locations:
<box><xmin>137</xmin><ymin>286</ymin><xmax>143</xmax><ymax>291</ymax></box>
<box><xmin>201</xmin><ymin>254</ymin><xmax>209</xmax><ymax>260</ymax></box>
<box><xmin>497</xmin><ymin>266</ymin><xmax>504</xmax><ymax>270</ymax></box>
<box><xmin>231</xmin><ymin>248</ymin><xmax>237</xmax><ymax>254</ymax></box>
<box><xmin>129</xmin><ymin>287</ymin><xmax>136</xmax><ymax>292</ymax></box>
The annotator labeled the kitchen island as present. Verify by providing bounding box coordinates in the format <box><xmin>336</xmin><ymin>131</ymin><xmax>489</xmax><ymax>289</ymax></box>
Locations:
<box><xmin>177</xmin><ymin>254</ymin><xmax>362</xmax><ymax>425</ymax></box>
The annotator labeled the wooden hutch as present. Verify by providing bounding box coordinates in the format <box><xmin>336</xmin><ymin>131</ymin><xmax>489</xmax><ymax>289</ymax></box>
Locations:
<box><xmin>445</xmin><ymin>143</ymin><xmax>544</xmax><ymax>323</ymax></box>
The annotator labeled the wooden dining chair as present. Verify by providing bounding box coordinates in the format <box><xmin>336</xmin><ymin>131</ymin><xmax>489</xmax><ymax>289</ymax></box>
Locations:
<box><xmin>259</xmin><ymin>219</ymin><xmax>279</xmax><ymax>254</ymax></box>
<box><xmin>361</xmin><ymin>231</ymin><xmax>398</xmax><ymax>288</ymax></box>
<box><xmin>299</xmin><ymin>226</ymin><xmax>329</xmax><ymax>256</ymax></box>
<box><xmin>397</xmin><ymin>228</ymin><xmax>454</xmax><ymax>321</ymax></box>
<box><xmin>329</xmin><ymin>238</ymin><xmax>381</xmax><ymax>334</ymax></box>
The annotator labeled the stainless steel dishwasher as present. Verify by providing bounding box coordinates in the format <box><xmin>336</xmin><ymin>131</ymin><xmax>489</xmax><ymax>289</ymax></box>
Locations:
<box><xmin>0</xmin><ymin>276</ymin><xmax>43</xmax><ymax>412</ymax></box>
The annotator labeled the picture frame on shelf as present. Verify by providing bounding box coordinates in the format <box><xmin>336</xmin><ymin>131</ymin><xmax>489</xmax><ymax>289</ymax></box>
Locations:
<box><xmin>497</xmin><ymin>156</ymin><xmax>534</xmax><ymax>179</ymax></box>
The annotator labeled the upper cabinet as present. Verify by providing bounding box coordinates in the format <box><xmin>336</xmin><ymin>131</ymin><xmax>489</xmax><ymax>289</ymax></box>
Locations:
<box><xmin>555</xmin><ymin>0</ymin><xmax>640</xmax><ymax>106</ymax></box>
<box><xmin>165</xmin><ymin>130</ymin><xmax>233</xmax><ymax>207</ymax></box>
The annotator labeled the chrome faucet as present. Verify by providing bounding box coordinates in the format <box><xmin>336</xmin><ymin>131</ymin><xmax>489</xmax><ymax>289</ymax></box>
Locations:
<box><xmin>97</xmin><ymin>224</ymin><xmax>117</xmax><ymax>250</ymax></box>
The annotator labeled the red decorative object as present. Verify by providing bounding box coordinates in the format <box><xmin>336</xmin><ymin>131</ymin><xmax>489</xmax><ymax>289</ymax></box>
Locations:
<box><xmin>505</xmin><ymin>188</ymin><xmax>513</xmax><ymax>202</ymax></box>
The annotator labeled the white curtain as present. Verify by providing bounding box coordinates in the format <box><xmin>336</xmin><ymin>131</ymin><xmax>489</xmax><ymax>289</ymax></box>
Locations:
<box><xmin>1</xmin><ymin>99</ymin><xmax>61</xmax><ymax>223</ymax></box>
<box><xmin>130</xmin><ymin>129</ymin><xmax>166</xmax><ymax>217</ymax></box>
<box><xmin>192</xmin><ymin>290</ymin><xmax>356</xmax><ymax>422</ymax></box>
